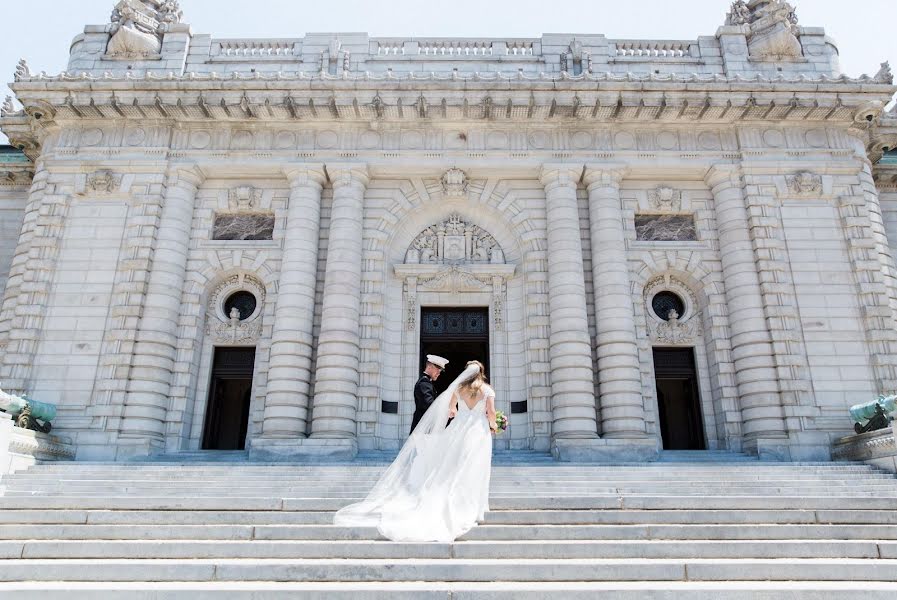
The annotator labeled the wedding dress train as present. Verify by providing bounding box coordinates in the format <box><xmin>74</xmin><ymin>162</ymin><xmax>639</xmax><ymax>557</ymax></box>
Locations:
<box><xmin>333</xmin><ymin>364</ymin><xmax>493</xmax><ymax>542</ymax></box>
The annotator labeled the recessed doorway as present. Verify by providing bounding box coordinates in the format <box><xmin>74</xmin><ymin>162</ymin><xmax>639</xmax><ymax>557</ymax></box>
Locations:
<box><xmin>202</xmin><ymin>347</ymin><xmax>256</xmax><ymax>450</ymax></box>
<box><xmin>420</xmin><ymin>308</ymin><xmax>490</xmax><ymax>395</ymax></box>
<box><xmin>653</xmin><ymin>347</ymin><xmax>706</xmax><ymax>451</ymax></box>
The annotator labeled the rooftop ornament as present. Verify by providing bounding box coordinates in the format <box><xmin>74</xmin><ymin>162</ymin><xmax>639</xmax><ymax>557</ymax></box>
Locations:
<box><xmin>0</xmin><ymin>388</ymin><xmax>56</xmax><ymax>434</ymax></box>
<box><xmin>849</xmin><ymin>395</ymin><xmax>896</xmax><ymax>434</ymax></box>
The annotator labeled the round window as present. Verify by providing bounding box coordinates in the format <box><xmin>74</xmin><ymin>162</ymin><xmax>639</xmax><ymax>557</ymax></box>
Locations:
<box><xmin>224</xmin><ymin>291</ymin><xmax>258</xmax><ymax>321</ymax></box>
<box><xmin>652</xmin><ymin>291</ymin><xmax>685</xmax><ymax>321</ymax></box>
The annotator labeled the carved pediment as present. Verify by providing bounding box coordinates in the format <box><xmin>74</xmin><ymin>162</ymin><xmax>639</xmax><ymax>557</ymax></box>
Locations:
<box><xmin>418</xmin><ymin>265</ymin><xmax>492</xmax><ymax>293</ymax></box>
<box><xmin>405</xmin><ymin>214</ymin><xmax>505</xmax><ymax>265</ymax></box>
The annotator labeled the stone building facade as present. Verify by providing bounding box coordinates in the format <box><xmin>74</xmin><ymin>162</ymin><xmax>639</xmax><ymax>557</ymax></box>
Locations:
<box><xmin>1</xmin><ymin>0</ymin><xmax>896</xmax><ymax>461</ymax></box>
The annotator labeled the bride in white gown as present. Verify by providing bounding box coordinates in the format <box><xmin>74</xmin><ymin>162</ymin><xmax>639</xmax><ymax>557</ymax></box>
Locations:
<box><xmin>334</xmin><ymin>360</ymin><xmax>497</xmax><ymax>542</ymax></box>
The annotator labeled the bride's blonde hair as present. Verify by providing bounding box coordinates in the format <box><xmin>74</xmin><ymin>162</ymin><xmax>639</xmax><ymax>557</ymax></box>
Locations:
<box><xmin>459</xmin><ymin>360</ymin><xmax>487</xmax><ymax>396</ymax></box>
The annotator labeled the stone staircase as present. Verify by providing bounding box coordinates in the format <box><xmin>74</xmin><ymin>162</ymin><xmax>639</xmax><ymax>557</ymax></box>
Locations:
<box><xmin>1</xmin><ymin>454</ymin><xmax>897</xmax><ymax>598</ymax></box>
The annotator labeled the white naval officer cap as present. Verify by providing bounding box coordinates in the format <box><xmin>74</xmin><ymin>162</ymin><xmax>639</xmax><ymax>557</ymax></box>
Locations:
<box><xmin>426</xmin><ymin>355</ymin><xmax>449</xmax><ymax>370</ymax></box>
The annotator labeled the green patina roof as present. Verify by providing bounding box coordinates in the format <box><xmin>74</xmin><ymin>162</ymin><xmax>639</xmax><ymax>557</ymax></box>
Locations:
<box><xmin>882</xmin><ymin>149</ymin><xmax>897</xmax><ymax>165</ymax></box>
<box><xmin>0</xmin><ymin>145</ymin><xmax>30</xmax><ymax>164</ymax></box>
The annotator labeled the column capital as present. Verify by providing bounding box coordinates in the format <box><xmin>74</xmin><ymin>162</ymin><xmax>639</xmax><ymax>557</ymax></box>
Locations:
<box><xmin>283</xmin><ymin>163</ymin><xmax>327</xmax><ymax>189</ymax></box>
<box><xmin>326</xmin><ymin>163</ymin><xmax>370</xmax><ymax>190</ymax></box>
<box><xmin>166</xmin><ymin>164</ymin><xmax>205</xmax><ymax>189</ymax></box>
<box><xmin>539</xmin><ymin>163</ymin><xmax>584</xmax><ymax>190</ymax></box>
<box><xmin>583</xmin><ymin>164</ymin><xmax>629</xmax><ymax>189</ymax></box>
<box><xmin>704</xmin><ymin>163</ymin><xmax>743</xmax><ymax>190</ymax></box>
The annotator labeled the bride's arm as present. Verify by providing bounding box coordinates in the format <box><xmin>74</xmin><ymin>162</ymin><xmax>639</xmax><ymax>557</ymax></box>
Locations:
<box><xmin>448</xmin><ymin>391</ymin><xmax>458</xmax><ymax>419</ymax></box>
<box><xmin>486</xmin><ymin>390</ymin><xmax>497</xmax><ymax>433</ymax></box>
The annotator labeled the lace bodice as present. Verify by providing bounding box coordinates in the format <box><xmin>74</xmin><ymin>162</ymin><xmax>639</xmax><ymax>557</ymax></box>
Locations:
<box><xmin>457</xmin><ymin>385</ymin><xmax>494</xmax><ymax>414</ymax></box>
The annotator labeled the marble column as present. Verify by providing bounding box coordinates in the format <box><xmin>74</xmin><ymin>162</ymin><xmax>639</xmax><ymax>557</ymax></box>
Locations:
<box><xmin>539</xmin><ymin>164</ymin><xmax>599</xmax><ymax>440</ymax></box>
<box><xmin>310</xmin><ymin>164</ymin><xmax>369</xmax><ymax>440</ymax></box>
<box><xmin>584</xmin><ymin>165</ymin><xmax>647</xmax><ymax>439</ymax></box>
<box><xmin>118</xmin><ymin>166</ymin><xmax>204</xmax><ymax>456</ymax></box>
<box><xmin>705</xmin><ymin>165</ymin><xmax>788</xmax><ymax>453</ymax></box>
<box><xmin>261</xmin><ymin>165</ymin><xmax>327</xmax><ymax>439</ymax></box>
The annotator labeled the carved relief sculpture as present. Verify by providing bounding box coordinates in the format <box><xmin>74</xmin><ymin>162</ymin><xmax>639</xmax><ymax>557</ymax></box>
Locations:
<box><xmin>441</xmin><ymin>168</ymin><xmax>469</xmax><ymax>199</ymax></box>
<box><xmin>227</xmin><ymin>185</ymin><xmax>262</xmax><ymax>211</ymax></box>
<box><xmin>561</xmin><ymin>41</ymin><xmax>592</xmax><ymax>75</ymax></box>
<box><xmin>405</xmin><ymin>215</ymin><xmax>504</xmax><ymax>265</ymax></box>
<box><xmin>786</xmin><ymin>171</ymin><xmax>823</xmax><ymax>195</ymax></box>
<box><xmin>648</xmin><ymin>185</ymin><xmax>682</xmax><ymax>212</ymax></box>
<box><xmin>727</xmin><ymin>0</ymin><xmax>802</xmax><ymax>60</ymax></box>
<box><xmin>653</xmin><ymin>309</ymin><xmax>697</xmax><ymax>345</ymax></box>
<box><xmin>208</xmin><ymin>307</ymin><xmax>263</xmax><ymax>344</ymax></box>
<box><xmin>85</xmin><ymin>170</ymin><xmax>122</xmax><ymax>193</ymax></box>
<box><xmin>13</xmin><ymin>59</ymin><xmax>30</xmax><ymax>82</ymax></box>
<box><xmin>1</xmin><ymin>96</ymin><xmax>15</xmax><ymax>116</ymax></box>
<box><xmin>107</xmin><ymin>0</ymin><xmax>183</xmax><ymax>59</ymax></box>
<box><xmin>874</xmin><ymin>62</ymin><xmax>894</xmax><ymax>85</ymax></box>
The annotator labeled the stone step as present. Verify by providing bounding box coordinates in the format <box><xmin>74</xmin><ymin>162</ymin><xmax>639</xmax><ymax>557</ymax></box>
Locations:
<box><xmin>2</xmin><ymin>539</ymin><xmax>893</xmax><ymax>560</ymax></box>
<box><xmin>9</xmin><ymin>483</ymin><xmax>893</xmax><ymax>494</ymax></box>
<box><xmin>3</xmin><ymin>508</ymin><xmax>897</xmax><ymax>526</ymax></box>
<box><xmin>4</xmin><ymin>581</ymin><xmax>897</xmax><ymax>600</ymax></box>
<box><xmin>7</xmin><ymin>473</ymin><xmax>892</xmax><ymax>483</ymax></box>
<box><xmin>3</xmin><ymin>495</ymin><xmax>897</xmax><ymax>511</ymax></box>
<box><xmin>2</xmin><ymin>523</ymin><xmax>896</xmax><ymax>542</ymax></box>
<box><xmin>1</xmin><ymin>558</ymin><xmax>896</xmax><ymax>583</ymax></box>
<box><xmin>19</xmin><ymin>463</ymin><xmax>881</xmax><ymax>471</ymax></box>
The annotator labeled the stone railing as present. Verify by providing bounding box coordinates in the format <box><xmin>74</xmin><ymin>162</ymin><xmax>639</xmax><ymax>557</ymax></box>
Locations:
<box><xmin>610</xmin><ymin>40</ymin><xmax>700</xmax><ymax>59</ymax></box>
<box><xmin>211</xmin><ymin>39</ymin><xmax>302</xmax><ymax>59</ymax></box>
<box><xmin>372</xmin><ymin>38</ymin><xmax>538</xmax><ymax>58</ymax></box>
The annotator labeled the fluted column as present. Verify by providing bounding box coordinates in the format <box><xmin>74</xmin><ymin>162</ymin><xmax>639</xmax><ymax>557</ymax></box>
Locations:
<box><xmin>119</xmin><ymin>166</ymin><xmax>204</xmax><ymax>454</ymax></box>
<box><xmin>705</xmin><ymin>165</ymin><xmax>788</xmax><ymax>449</ymax></box>
<box><xmin>539</xmin><ymin>164</ymin><xmax>599</xmax><ymax>440</ymax></box>
<box><xmin>584</xmin><ymin>165</ymin><xmax>646</xmax><ymax>438</ymax></box>
<box><xmin>262</xmin><ymin>165</ymin><xmax>327</xmax><ymax>439</ymax></box>
<box><xmin>310</xmin><ymin>164</ymin><xmax>369</xmax><ymax>439</ymax></box>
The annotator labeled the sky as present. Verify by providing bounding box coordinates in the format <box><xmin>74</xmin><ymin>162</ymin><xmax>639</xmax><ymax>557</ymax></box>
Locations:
<box><xmin>1</xmin><ymin>0</ymin><xmax>895</xmax><ymax>144</ymax></box>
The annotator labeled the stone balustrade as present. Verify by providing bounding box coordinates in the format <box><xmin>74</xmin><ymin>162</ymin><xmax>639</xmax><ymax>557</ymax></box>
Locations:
<box><xmin>610</xmin><ymin>40</ymin><xmax>700</xmax><ymax>59</ymax></box>
<box><xmin>372</xmin><ymin>38</ymin><xmax>537</xmax><ymax>58</ymax></box>
<box><xmin>212</xmin><ymin>40</ymin><xmax>301</xmax><ymax>59</ymax></box>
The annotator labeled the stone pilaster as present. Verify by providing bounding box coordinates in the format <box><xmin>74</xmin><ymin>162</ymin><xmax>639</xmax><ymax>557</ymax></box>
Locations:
<box><xmin>260</xmin><ymin>164</ymin><xmax>327</xmax><ymax>439</ymax></box>
<box><xmin>583</xmin><ymin>165</ymin><xmax>647</xmax><ymax>439</ymax></box>
<box><xmin>839</xmin><ymin>163</ymin><xmax>897</xmax><ymax>394</ymax></box>
<box><xmin>705</xmin><ymin>165</ymin><xmax>789</xmax><ymax>458</ymax></box>
<box><xmin>117</xmin><ymin>166</ymin><xmax>204</xmax><ymax>457</ymax></box>
<box><xmin>0</xmin><ymin>160</ymin><xmax>48</xmax><ymax>388</ymax></box>
<box><xmin>539</xmin><ymin>164</ymin><xmax>599</xmax><ymax>441</ymax></box>
<box><xmin>309</xmin><ymin>164</ymin><xmax>369</xmax><ymax>443</ymax></box>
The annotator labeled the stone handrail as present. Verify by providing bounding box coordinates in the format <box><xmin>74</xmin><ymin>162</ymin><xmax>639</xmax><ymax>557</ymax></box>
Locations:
<box><xmin>373</xmin><ymin>38</ymin><xmax>538</xmax><ymax>57</ymax></box>
<box><xmin>610</xmin><ymin>40</ymin><xmax>700</xmax><ymax>59</ymax></box>
<box><xmin>212</xmin><ymin>40</ymin><xmax>302</xmax><ymax>58</ymax></box>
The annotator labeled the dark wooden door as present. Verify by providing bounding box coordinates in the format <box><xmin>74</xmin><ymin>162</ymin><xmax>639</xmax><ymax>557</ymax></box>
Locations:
<box><xmin>202</xmin><ymin>347</ymin><xmax>256</xmax><ymax>450</ymax></box>
<box><xmin>420</xmin><ymin>308</ymin><xmax>490</xmax><ymax>395</ymax></box>
<box><xmin>652</xmin><ymin>348</ymin><xmax>706</xmax><ymax>451</ymax></box>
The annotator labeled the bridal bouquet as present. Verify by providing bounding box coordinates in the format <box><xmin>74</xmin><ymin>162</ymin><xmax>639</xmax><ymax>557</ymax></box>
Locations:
<box><xmin>493</xmin><ymin>411</ymin><xmax>508</xmax><ymax>435</ymax></box>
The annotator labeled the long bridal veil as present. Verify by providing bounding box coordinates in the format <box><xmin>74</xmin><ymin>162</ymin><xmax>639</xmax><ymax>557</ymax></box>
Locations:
<box><xmin>333</xmin><ymin>363</ymin><xmax>481</xmax><ymax>539</ymax></box>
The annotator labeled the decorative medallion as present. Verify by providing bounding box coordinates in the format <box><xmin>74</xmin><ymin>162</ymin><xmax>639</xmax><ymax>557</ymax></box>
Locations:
<box><xmin>227</xmin><ymin>185</ymin><xmax>262</xmax><ymax>211</ymax></box>
<box><xmin>440</xmin><ymin>169</ymin><xmax>469</xmax><ymax>199</ymax></box>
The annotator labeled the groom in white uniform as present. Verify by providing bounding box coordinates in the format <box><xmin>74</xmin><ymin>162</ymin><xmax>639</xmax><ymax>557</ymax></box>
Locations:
<box><xmin>410</xmin><ymin>354</ymin><xmax>449</xmax><ymax>434</ymax></box>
